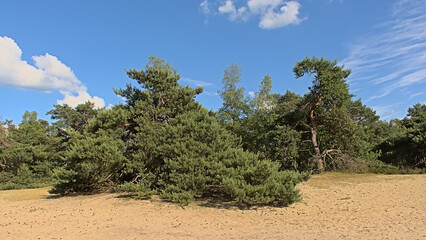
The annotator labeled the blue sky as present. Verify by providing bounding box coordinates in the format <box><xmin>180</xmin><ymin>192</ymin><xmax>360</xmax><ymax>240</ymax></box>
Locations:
<box><xmin>0</xmin><ymin>0</ymin><xmax>425</xmax><ymax>123</ymax></box>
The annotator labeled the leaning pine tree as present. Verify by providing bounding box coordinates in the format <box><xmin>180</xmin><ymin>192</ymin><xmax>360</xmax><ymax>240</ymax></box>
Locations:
<box><xmin>293</xmin><ymin>57</ymin><xmax>378</xmax><ymax>172</ymax></box>
<box><xmin>115</xmin><ymin>56</ymin><xmax>308</xmax><ymax>205</ymax></box>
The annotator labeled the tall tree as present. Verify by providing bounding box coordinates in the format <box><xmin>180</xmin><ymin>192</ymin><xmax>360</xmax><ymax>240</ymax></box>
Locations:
<box><xmin>49</xmin><ymin>105</ymin><xmax>129</xmax><ymax>194</ymax></box>
<box><xmin>378</xmin><ymin>103</ymin><xmax>426</xmax><ymax>168</ymax></box>
<box><xmin>293</xmin><ymin>57</ymin><xmax>351</xmax><ymax>172</ymax></box>
<box><xmin>243</xmin><ymin>75</ymin><xmax>276</xmax><ymax>152</ymax></box>
<box><xmin>403</xmin><ymin>103</ymin><xmax>425</xmax><ymax>167</ymax></box>
<box><xmin>250</xmin><ymin>75</ymin><xmax>275</xmax><ymax>111</ymax></box>
<box><xmin>217</xmin><ymin>63</ymin><xmax>249</xmax><ymax>124</ymax></box>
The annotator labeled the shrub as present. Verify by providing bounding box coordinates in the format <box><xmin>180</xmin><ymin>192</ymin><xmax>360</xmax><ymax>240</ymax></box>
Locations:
<box><xmin>50</xmin><ymin>134</ymin><xmax>127</xmax><ymax>194</ymax></box>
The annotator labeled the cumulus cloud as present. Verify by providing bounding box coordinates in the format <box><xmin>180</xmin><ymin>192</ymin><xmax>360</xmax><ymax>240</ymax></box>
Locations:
<box><xmin>247</xmin><ymin>0</ymin><xmax>283</xmax><ymax>14</ymax></box>
<box><xmin>257</xmin><ymin>1</ymin><xmax>302</xmax><ymax>29</ymax></box>
<box><xmin>214</xmin><ymin>0</ymin><xmax>303</xmax><ymax>29</ymax></box>
<box><xmin>0</xmin><ymin>36</ymin><xmax>105</xmax><ymax>108</ymax></box>
<box><xmin>218</xmin><ymin>0</ymin><xmax>248</xmax><ymax>21</ymax></box>
<box><xmin>218</xmin><ymin>0</ymin><xmax>236</xmax><ymax>14</ymax></box>
<box><xmin>58</xmin><ymin>90</ymin><xmax>105</xmax><ymax>108</ymax></box>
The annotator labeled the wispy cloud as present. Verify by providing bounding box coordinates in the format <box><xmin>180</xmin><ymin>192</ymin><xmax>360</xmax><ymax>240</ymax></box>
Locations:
<box><xmin>371</xmin><ymin>104</ymin><xmax>401</xmax><ymax>121</ymax></box>
<box><xmin>201</xmin><ymin>0</ymin><xmax>303</xmax><ymax>29</ymax></box>
<box><xmin>180</xmin><ymin>77</ymin><xmax>217</xmax><ymax>96</ymax></box>
<box><xmin>342</xmin><ymin>0</ymin><xmax>426</xmax><ymax>119</ymax></box>
<box><xmin>200</xmin><ymin>0</ymin><xmax>211</xmax><ymax>23</ymax></box>
<box><xmin>200</xmin><ymin>0</ymin><xmax>210</xmax><ymax>15</ymax></box>
<box><xmin>0</xmin><ymin>36</ymin><xmax>105</xmax><ymax>108</ymax></box>
<box><xmin>203</xmin><ymin>91</ymin><xmax>219</xmax><ymax>96</ymax></box>
<box><xmin>180</xmin><ymin>77</ymin><xmax>214</xmax><ymax>87</ymax></box>
<box><xmin>409</xmin><ymin>91</ymin><xmax>424</xmax><ymax>99</ymax></box>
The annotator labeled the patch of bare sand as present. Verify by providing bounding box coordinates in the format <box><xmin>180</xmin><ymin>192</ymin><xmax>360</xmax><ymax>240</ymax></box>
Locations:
<box><xmin>0</xmin><ymin>174</ymin><xmax>425</xmax><ymax>239</ymax></box>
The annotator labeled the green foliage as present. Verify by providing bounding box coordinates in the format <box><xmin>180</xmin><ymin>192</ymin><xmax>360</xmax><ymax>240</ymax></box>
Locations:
<box><xmin>250</xmin><ymin>75</ymin><xmax>275</xmax><ymax>111</ymax></box>
<box><xmin>377</xmin><ymin>103</ymin><xmax>426</xmax><ymax>168</ymax></box>
<box><xmin>47</xmin><ymin>102</ymin><xmax>98</xmax><ymax>133</ymax></box>
<box><xmin>110</xmin><ymin>57</ymin><xmax>306</xmax><ymax>205</ymax></box>
<box><xmin>0</xmin><ymin>111</ymin><xmax>60</xmax><ymax>189</ymax></box>
<box><xmin>6</xmin><ymin>55</ymin><xmax>423</xmax><ymax>208</ymax></box>
<box><xmin>116</xmin><ymin>181</ymin><xmax>157</xmax><ymax>198</ymax></box>
<box><xmin>216</xmin><ymin>69</ymin><xmax>305</xmax><ymax>171</ymax></box>
<box><xmin>292</xmin><ymin>57</ymin><xmax>382</xmax><ymax>172</ymax></box>
<box><xmin>50</xmin><ymin>133</ymin><xmax>127</xmax><ymax>194</ymax></box>
<box><xmin>0</xmin><ymin>164</ymin><xmax>51</xmax><ymax>190</ymax></box>
<box><xmin>404</xmin><ymin>103</ymin><xmax>426</xmax><ymax>167</ymax></box>
<box><xmin>244</xmin><ymin>82</ymin><xmax>303</xmax><ymax>170</ymax></box>
<box><xmin>222</xmin><ymin>154</ymin><xmax>309</xmax><ymax>205</ymax></box>
<box><xmin>293</xmin><ymin>56</ymin><xmax>352</xmax><ymax>111</ymax></box>
<box><xmin>217</xmin><ymin>63</ymin><xmax>249</xmax><ymax>125</ymax></box>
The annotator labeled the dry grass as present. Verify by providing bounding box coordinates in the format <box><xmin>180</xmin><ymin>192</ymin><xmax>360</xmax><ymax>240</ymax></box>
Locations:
<box><xmin>0</xmin><ymin>186</ymin><xmax>51</xmax><ymax>202</ymax></box>
<box><xmin>304</xmin><ymin>172</ymin><xmax>414</xmax><ymax>189</ymax></box>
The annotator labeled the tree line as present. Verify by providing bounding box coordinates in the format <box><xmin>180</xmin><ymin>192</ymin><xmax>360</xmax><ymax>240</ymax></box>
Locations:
<box><xmin>0</xmin><ymin>56</ymin><xmax>424</xmax><ymax>205</ymax></box>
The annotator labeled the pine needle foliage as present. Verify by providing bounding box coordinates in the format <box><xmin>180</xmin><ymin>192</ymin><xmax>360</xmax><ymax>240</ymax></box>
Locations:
<box><xmin>112</xmin><ymin>56</ymin><xmax>306</xmax><ymax>205</ymax></box>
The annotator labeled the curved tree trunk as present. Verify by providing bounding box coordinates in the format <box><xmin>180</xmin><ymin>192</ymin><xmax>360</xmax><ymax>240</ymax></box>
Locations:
<box><xmin>310</xmin><ymin>112</ymin><xmax>324</xmax><ymax>172</ymax></box>
<box><xmin>309</xmin><ymin>93</ymin><xmax>324</xmax><ymax>172</ymax></box>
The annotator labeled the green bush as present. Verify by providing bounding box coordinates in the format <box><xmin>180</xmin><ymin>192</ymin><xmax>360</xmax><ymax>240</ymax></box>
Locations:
<box><xmin>50</xmin><ymin>134</ymin><xmax>127</xmax><ymax>194</ymax></box>
<box><xmin>111</xmin><ymin>57</ymin><xmax>309</xmax><ymax>205</ymax></box>
<box><xmin>115</xmin><ymin>181</ymin><xmax>157</xmax><ymax>198</ymax></box>
<box><xmin>0</xmin><ymin>165</ymin><xmax>51</xmax><ymax>190</ymax></box>
<box><xmin>222</xmin><ymin>153</ymin><xmax>310</xmax><ymax>205</ymax></box>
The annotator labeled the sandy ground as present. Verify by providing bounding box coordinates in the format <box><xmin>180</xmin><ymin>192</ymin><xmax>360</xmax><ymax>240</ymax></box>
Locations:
<box><xmin>0</xmin><ymin>174</ymin><xmax>425</xmax><ymax>240</ymax></box>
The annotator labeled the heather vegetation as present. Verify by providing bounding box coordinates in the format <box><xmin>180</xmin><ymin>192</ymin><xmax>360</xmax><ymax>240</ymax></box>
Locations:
<box><xmin>0</xmin><ymin>56</ymin><xmax>424</xmax><ymax>205</ymax></box>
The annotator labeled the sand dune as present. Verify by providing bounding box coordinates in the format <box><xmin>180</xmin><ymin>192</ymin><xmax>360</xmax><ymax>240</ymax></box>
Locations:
<box><xmin>1</xmin><ymin>174</ymin><xmax>425</xmax><ymax>239</ymax></box>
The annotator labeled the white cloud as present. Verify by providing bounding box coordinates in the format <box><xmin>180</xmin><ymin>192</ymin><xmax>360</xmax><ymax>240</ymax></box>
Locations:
<box><xmin>258</xmin><ymin>1</ymin><xmax>302</xmax><ymax>29</ymax></box>
<box><xmin>0</xmin><ymin>37</ymin><xmax>44</xmax><ymax>90</ymax></box>
<box><xmin>180</xmin><ymin>77</ymin><xmax>214</xmax><ymax>87</ymax></box>
<box><xmin>0</xmin><ymin>36</ymin><xmax>105</xmax><ymax>108</ymax></box>
<box><xmin>200</xmin><ymin>0</ymin><xmax>212</xmax><ymax>24</ymax></box>
<box><xmin>409</xmin><ymin>91</ymin><xmax>424</xmax><ymax>99</ymax></box>
<box><xmin>33</xmin><ymin>54</ymin><xmax>83</xmax><ymax>92</ymax></box>
<box><xmin>215</xmin><ymin>0</ymin><xmax>302</xmax><ymax>29</ymax></box>
<box><xmin>371</xmin><ymin>104</ymin><xmax>400</xmax><ymax>121</ymax></box>
<box><xmin>218</xmin><ymin>1</ymin><xmax>248</xmax><ymax>21</ymax></box>
<box><xmin>247</xmin><ymin>0</ymin><xmax>283</xmax><ymax>14</ymax></box>
<box><xmin>218</xmin><ymin>0</ymin><xmax>235</xmax><ymax>14</ymax></box>
<box><xmin>200</xmin><ymin>0</ymin><xmax>210</xmax><ymax>15</ymax></box>
<box><xmin>58</xmin><ymin>90</ymin><xmax>105</xmax><ymax>108</ymax></box>
<box><xmin>248</xmin><ymin>91</ymin><xmax>255</xmax><ymax>98</ymax></box>
<box><xmin>180</xmin><ymin>77</ymin><xmax>218</xmax><ymax>97</ymax></box>
<box><xmin>203</xmin><ymin>91</ymin><xmax>219</xmax><ymax>96</ymax></box>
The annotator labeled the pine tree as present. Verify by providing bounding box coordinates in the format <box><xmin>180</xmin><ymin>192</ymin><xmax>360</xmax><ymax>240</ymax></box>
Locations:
<box><xmin>50</xmin><ymin>131</ymin><xmax>127</xmax><ymax>194</ymax></box>
<box><xmin>49</xmin><ymin>105</ymin><xmax>129</xmax><ymax>194</ymax></box>
<box><xmin>113</xmin><ymin>56</ymin><xmax>306</xmax><ymax>205</ymax></box>
<box><xmin>293</xmin><ymin>57</ymin><xmax>353</xmax><ymax>172</ymax></box>
<box><xmin>0</xmin><ymin>111</ymin><xmax>60</xmax><ymax>189</ymax></box>
<box><xmin>377</xmin><ymin>103</ymin><xmax>426</xmax><ymax>168</ymax></box>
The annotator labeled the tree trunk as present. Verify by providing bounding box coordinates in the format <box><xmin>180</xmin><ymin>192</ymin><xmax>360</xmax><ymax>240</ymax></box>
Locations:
<box><xmin>309</xmin><ymin>97</ymin><xmax>324</xmax><ymax>172</ymax></box>
<box><xmin>310</xmin><ymin>117</ymin><xmax>324</xmax><ymax>172</ymax></box>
